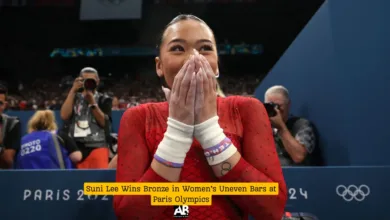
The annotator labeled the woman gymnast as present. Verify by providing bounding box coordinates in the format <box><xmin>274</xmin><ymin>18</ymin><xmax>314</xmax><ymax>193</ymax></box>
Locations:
<box><xmin>114</xmin><ymin>14</ymin><xmax>287</xmax><ymax>220</ymax></box>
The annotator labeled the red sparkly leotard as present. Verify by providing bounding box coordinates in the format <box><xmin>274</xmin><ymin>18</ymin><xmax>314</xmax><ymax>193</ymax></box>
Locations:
<box><xmin>114</xmin><ymin>96</ymin><xmax>287</xmax><ymax>220</ymax></box>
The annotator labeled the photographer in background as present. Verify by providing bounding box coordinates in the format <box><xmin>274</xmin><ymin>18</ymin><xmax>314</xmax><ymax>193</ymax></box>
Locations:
<box><xmin>264</xmin><ymin>85</ymin><xmax>320</xmax><ymax>166</ymax></box>
<box><xmin>0</xmin><ymin>85</ymin><xmax>21</xmax><ymax>169</ymax></box>
<box><xmin>60</xmin><ymin>67</ymin><xmax>112</xmax><ymax>169</ymax></box>
<box><xmin>15</xmin><ymin>110</ymin><xmax>82</xmax><ymax>169</ymax></box>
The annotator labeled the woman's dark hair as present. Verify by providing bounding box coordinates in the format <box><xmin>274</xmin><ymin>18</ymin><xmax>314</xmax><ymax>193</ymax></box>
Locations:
<box><xmin>156</xmin><ymin>14</ymin><xmax>209</xmax><ymax>55</ymax></box>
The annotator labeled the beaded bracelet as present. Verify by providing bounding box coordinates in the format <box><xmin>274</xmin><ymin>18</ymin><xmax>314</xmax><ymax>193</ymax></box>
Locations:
<box><xmin>204</xmin><ymin>137</ymin><xmax>232</xmax><ymax>157</ymax></box>
<box><xmin>154</xmin><ymin>154</ymin><xmax>184</xmax><ymax>168</ymax></box>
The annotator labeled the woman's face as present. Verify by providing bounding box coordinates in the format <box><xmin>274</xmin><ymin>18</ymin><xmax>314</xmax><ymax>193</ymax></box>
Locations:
<box><xmin>155</xmin><ymin>19</ymin><xmax>219</xmax><ymax>88</ymax></box>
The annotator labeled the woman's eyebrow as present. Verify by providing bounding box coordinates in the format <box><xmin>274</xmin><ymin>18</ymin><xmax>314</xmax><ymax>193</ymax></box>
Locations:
<box><xmin>168</xmin><ymin>38</ymin><xmax>213</xmax><ymax>45</ymax></box>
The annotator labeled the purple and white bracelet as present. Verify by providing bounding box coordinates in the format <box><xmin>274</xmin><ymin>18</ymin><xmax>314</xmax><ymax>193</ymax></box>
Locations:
<box><xmin>204</xmin><ymin>137</ymin><xmax>232</xmax><ymax>157</ymax></box>
<box><xmin>154</xmin><ymin>154</ymin><xmax>184</xmax><ymax>168</ymax></box>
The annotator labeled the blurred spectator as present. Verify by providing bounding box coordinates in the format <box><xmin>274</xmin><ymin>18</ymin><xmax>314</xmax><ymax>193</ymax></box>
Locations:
<box><xmin>112</xmin><ymin>96</ymin><xmax>120</xmax><ymax>110</ymax></box>
<box><xmin>19</xmin><ymin>100</ymin><xmax>27</xmax><ymax>110</ymax></box>
<box><xmin>118</xmin><ymin>97</ymin><xmax>127</xmax><ymax>110</ymax></box>
<box><xmin>127</xmin><ymin>96</ymin><xmax>139</xmax><ymax>108</ymax></box>
<box><xmin>50</xmin><ymin>99</ymin><xmax>61</xmax><ymax>110</ymax></box>
<box><xmin>5</xmin><ymin>74</ymin><xmax>258</xmax><ymax>111</ymax></box>
<box><xmin>0</xmin><ymin>86</ymin><xmax>21</xmax><ymax>169</ymax></box>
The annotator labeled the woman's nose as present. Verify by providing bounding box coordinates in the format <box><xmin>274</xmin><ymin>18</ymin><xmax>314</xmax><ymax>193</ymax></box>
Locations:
<box><xmin>186</xmin><ymin>49</ymin><xmax>199</xmax><ymax>59</ymax></box>
<box><xmin>192</xmin><ymin>49</ymin><xmax>199</xmax><ymax>55</ymax></box>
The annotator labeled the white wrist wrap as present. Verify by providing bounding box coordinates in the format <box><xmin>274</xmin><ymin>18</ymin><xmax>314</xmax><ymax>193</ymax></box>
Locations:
<box><xmin>194</xmin><ymin>116</ymin><xmax>237</xmax><ymax>166</ymax></box>
<box><xmin>154</xmin><ymin>118</ymin><xmax>194</xmax><ymax>166</ymax></box>
<box><xmin>194</xmin><ymin>116</ymin><xmax>225</xmax><ymax>149</ymax></box>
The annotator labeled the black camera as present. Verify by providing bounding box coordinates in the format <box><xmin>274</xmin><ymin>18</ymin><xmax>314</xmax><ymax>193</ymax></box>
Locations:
<box><xmin>264</xmin><ymin>102</ymin><xmax>280</xmax><ymax>117</ymax></box>
<box><xmin>83</xmin><ymin>78</ymin><xmax>97</xmax><ymax>91</ymax></box>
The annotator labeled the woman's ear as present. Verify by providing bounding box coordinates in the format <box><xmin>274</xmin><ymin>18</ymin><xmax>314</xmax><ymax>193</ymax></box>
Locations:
<box><xmin>155</xmin><ymin>57</ymin><xmax>163</xmax><ymax>77</ymax></box>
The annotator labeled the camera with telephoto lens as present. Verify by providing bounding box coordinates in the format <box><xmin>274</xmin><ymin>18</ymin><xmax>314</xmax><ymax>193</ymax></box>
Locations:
<box><xmin>83</xmin><ymin>78</ymin><xmax>97</xmax><ymax>91</ymax></box>
<box><xmin>264</xmin><ymin>102</ymin><xmax>280</xmax><ymax>117</ymax></box>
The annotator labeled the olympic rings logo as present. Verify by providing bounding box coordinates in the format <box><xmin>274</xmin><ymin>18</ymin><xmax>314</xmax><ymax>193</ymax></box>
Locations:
<box><xmin>336</xmin><ymin>185</ymin><xmax>370</xmax><ymax>202</ymax></box>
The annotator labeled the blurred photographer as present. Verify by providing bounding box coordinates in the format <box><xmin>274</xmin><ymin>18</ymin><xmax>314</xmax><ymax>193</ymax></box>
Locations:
<box><xmin>15</xmin><ymin>110</ymin><xmax>82</xmax><ymax>169</ymax></box>
<box><xmin>0</xmin><ymin>84</ymin><xmax>21</xmax><ymax>169</ymax></box>
<box><xmin>60</xmin><ymin>67</ymin><xmax>112</xmax><ymax>169</ymax></box>
<box><xmin>264</xmin><ymin>85</ymin><xmax>320</xmax><ymax>166</ymax></box>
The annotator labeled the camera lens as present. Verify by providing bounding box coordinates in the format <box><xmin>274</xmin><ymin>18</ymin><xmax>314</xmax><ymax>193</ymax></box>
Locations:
<box><xmin>84</xmin><ymin>78</ymin><xmax>97</xmax><ymax>91</ymax></box>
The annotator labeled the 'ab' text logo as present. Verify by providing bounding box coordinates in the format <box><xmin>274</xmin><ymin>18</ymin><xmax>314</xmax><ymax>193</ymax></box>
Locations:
<box><xmin>174</xmin><ymin>205</ymin><xmax>189</xmax><ymax>218</ymax></box>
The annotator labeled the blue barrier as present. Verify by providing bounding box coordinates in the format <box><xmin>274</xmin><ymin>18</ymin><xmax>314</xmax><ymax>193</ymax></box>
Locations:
<box><xmin>1</xmin><ymin>167</ymin><xmax>387</xmax><ymax>220</ymax></box>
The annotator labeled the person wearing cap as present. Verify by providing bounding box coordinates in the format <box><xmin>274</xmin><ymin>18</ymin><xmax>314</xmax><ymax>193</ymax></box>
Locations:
<box><xmin>60</xmin><ymin>67</ymin><xmax>112</xmax><ymax>169</ymax></box>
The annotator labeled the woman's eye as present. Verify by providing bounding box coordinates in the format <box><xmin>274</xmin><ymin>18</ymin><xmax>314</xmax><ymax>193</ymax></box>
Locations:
<box><xmin>170</xmin><ymin>45</ymin><xmax>184</xmax><ymax>52</ymax></box>
<box><xmin>199</xmin><ymin>45</ymin><xmax>213</xmax><ymax>51</ymax></box>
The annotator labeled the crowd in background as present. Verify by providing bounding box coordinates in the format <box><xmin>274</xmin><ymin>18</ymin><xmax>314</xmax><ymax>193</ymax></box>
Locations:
<box><xmin>4</xmin><ymin>74</ymin><xmax>259</xmax><ymax>111</ymax></box>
